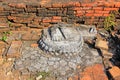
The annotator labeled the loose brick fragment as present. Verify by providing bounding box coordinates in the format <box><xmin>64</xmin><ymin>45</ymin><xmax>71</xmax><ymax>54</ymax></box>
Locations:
<box><xmin>95</xmin><ymin>39</ymin><xmax>108</xmax><ymax>50</ymax></box>
<box><xmin>109</xmin><ymin>66</ymin><xmax>120</xmax><ymax>78</ymax></box>
<box><xmin>7</xmin><ymin>41</ymin><xmax>22</xmax><ymax>58</ymax></box>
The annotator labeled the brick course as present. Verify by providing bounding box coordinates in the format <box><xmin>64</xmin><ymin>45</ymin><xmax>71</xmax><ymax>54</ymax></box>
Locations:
<box><xmin>0</xmin><ymin>0</ymin><xmax>120</xmax><ymax>31</ymax></box>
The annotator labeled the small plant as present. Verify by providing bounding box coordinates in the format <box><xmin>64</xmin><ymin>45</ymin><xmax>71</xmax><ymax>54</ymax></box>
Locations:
<box><xmin>36</xmin><ymin>71</ymin><xmax>50</xmax><ymax>80</ymax></box>
<box><xmin>104</xmin><ymin>13</ymin><xmax>116</xmax><ymax>33</ymax></box>
<box><xmin>0</xmin><ymin>31</ymin><xmax>12</xmax><ymax>42</ymax></box>
<box><xmin>7</xmin><ymin>21</ymin><xmax>13</xmax><ymax>27</ymax></box>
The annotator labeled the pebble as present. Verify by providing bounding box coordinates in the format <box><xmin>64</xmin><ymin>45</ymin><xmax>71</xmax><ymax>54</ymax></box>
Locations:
<box><xmin>36</xmin><ymin>75</ymin><xmax>42</xmax><ymax>80</ymax></box>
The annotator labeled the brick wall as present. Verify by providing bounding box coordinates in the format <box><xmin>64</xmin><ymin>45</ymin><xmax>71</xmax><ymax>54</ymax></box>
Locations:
<box><xmin>0</xmin><ymin>0</ymin><xmax>120</xmax><ymax>31</ymax></box>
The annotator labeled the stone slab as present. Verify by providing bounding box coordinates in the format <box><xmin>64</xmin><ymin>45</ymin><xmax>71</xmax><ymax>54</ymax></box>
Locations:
<box><xmin>7</xmin><ymin>41</ymin><xmax>22</xmax><ymax>58</ymax></box>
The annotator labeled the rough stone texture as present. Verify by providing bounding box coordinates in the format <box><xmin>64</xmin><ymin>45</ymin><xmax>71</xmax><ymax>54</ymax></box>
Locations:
<box><xmin>13</xmin><ymin>41</ymin><xmax>102</xmax><ymax>80</ymax></box>
<box><xmin>39</xmin><ymin>23</ymin><xmax>97</xmax><ymax>55</ymax></box>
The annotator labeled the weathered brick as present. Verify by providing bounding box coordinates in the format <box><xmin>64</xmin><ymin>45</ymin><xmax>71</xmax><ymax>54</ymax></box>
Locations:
<box><xmin>86</xmin><ymin>10</ymin><xmax>94</xmax><ymax>13</ymax></box>
<box><xmin>95</xmin><ymin>39</ymin><xmax>108</xmax><ymax>50</ymax></box>
<box><xmin>0</xmin><ymin>22</ymin><xmax>9</xmax><ymax>28</ymax></box>
<box><xmin>52</xmin><ymin>16</ymin><xmax>61</xmax><ymax>20</ymax></box>
<box><xmin>109</xmin><ymin>66</ymin><xmax>120</xmax><ymax>79</ymax></box>
<box><xmin>73</xmin><ymin>7</ymin><xmax>82</xmax><ymax>11</ymax></box>
<box><xmin>93</xmin><ymin>7</ymin><xmax>103</xmax><ymax>10</ymax></box>
<box><xmin>26</xmin><ymin>3</ymin><xmax>40</xmax><ymax>8</ymax></box>
<box><xmin>0</xmin><ymin>11</ymin><xmax>10</xmax><ymax>16</ymax></box>
<box><xmin>7</xmin><ymin>16</ymin><xmax>16</xmax><ymax>21</ymax></box>
<box><xmin>76</xmin><ymin>10</ymin><xmax>85</xmax><ymax>14</ymax></box>
<box><xmin>95</xmin><ymin>10</ymin><xmax>109</xmax><ymax>14</ymax></box>
<box><xmin>82</xmin><ymin>7</ymin><xmax>92</xmax><ymax>10</ymax></box>
<box><xmin>74</xmin><ymin>2</ymin><xmax>81</xmax><ymax>7</ymax></box>
<box><xmin>104</xmin><ymin>8</ymin><xmax>118</xmax><ymax>11</ymax></box>
<box><xmin>103</xmin><ymin>14</ymin><xmax>109</xmax><ymax>17</ymax></box>
<box><xmin>81</xmin><ymin>3</ymin><xmax>93</xmax><ymax>7</ymax></box>
<box><xmin>28</xmin><ymin>23</ymin><xmax>40</xmax><ymax>28</ymax></box>
<box><xmin>22</xmin><ymin>32</ymin><xmax>33</xmax><ymax>40</ymax></box>
<box><xmin>10</xmin><ymin>13</ymin><xmax>29</xmax><ymax>17</ymax></box>
<box><xmin>0</xmin><ymin>17</ymin><xmax>7</xmax><ymax>23</ymax></box>
<box><xmin>52</xmin><ymin>3</ymin><xmax>62</xmax><ymax>8</ymax></box>
<box><xmin>8</xmin><ymin>3</ymin><xmax>16</xmax><ymax>7</ymax></box>
<box><xmin>15</xmin><ymin>3</ymin><xmax>26</xmax><ymax>9</ymax></box>
<box><xmin>115</xmin><ymin>2</ymin><xmax>120</xmax><ymax>7</ymax></box>
<box><xmin>85</xmin><ymin>13</ymin><xmax>93</xmax><ymax>17</ymax></box>
<box><xmin>94</xmin><ymin>13</ymin><xmax>103</xmax><ymax>17</ymax></box>
<box><xmin>42</xmin><ymin>17</ymin><xmax>52</xmax><ymax>23</ymax></box>
<box><xmin>104</xmin><ymin>2</ymin><xmax>115</xmax><ymax>7</ymax></box>
<box><xmin>7</xmin><ymin>41</ymin><xmax>22</xmax><ymax>58</ymax></box>
<box><xmin>76</xmin><ymin>13</ymin><xmax>84</xmax><ymax>16</ymax></box>
<box><xmin>62</xmin><ymin>2</ymin><xmax>75</xmax><ymax>7</ymax></box>
<box><xmin>51</xmin><ymin>19</ymin><xmax>61</xmax><ymax>23</ymax></box>
<box><xmin>25</xmin><ymin>7</ymin><xmax>37</xmax><ymax>13</ymax></box>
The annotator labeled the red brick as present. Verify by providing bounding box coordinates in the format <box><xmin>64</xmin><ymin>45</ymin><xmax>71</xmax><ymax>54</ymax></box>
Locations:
<box><xmin>15</xmin><ymin>3</ymin><xmax>26</xmax><ymax>9</ymax></box>
<box><xmin>8</xmin><ymin>3</ymin><xmax>16</xmax><ymax>7</ymax></box>
<box><xmin>52</xmin><ymin>16</ymin><xmax>61</xmax><ymax>20</ymax></box>
<box><xmin>76</xmin><ymin>10</ymin><xmax>85</xmax><ymax>14</ymax></box>
<box><xmin>104</xmin><ymin>8</ymin><xmax>118</xmax><ymax>11</ymax></box>
<box><xmin>80</xmin><ymin>74</ymin><xmax>92</xmax><ymax>80</ymax></box>
<box><xmin>52</xmin><ymin>3</ymin><xmax>62</xmax><ymax>7</ymax></box>
<box><xmin>0</xmin><ymin>22</ymin><xmax>9</xmax><ymax>28</ymax></box>
<box><xmin>93</xmin><ymin>7</ymin><xmax>103</xmax><ymax>10</ymax></box>
<box><xmin>81</xmin><ymin>64</ymin><xmax>108</xmax><ymax>80</ymax></box>
<box><xmin>82</xmin><ymin>7</ymin><xmax>92</xmax><ymax>10</ymax></box>
<box><xmin>42</xmin><ymin>18</ymin><xmax>51</xmax><ymax>23</ymax></box>
<box><xmin>95</xmin><ymin>10</ymin><xmax>110</xmax><ymax>14</ymax></box>
<box><xmin>104</xmin><ymin>2</ymin><xmax>115</xmax><ymax>7</ymax></box>
<box><xmin>97</xmin><ymin>1</ymin><xmax>106</xmax><ymax>7</ymax></box>
<box><xmin>22</xmin><ymin>32</ymin><xmax>33</xmax><ymax>40</ymax></box>
<box><xmin>85</xmin><ymin>13</ymin><xmax>93</xmax><ymax>17</ymax></box>
<box><xmin>63</xmin><ymin>2</ymin><xmax>75</xmax><ymax>7</ymax></box>
<box><xmin>86</xmin><ymin>10</ymin><xmax>94</xmax><ymax>13</ymax></box>
<box><xmin>74</xmin><ymin>2</ymin><xmax>81</xmax><ymax>7</ymax></box>
<box><xmin>7</xmin><ymin>16</ymin><xmax>16</xmax><ymax>21</ymax></box>
<box><xmin>115</xmin><ymin>2</ymin><xmax>120</xmax><ymax>7</ymax></box>
<box><xmin>94</xmin><ymin>13</ymin><xmax>103</xmax><ymax>17</ymax></box>
<box><xmin>103</xmin><ymin>14</ymin><xmax>109</xmax><ymax>17</ymax></box>
<box><xmin>51</xmin><ymin>19</ymin><xmax>61</xmax><ymax>22</ymax></box>
<box><xmin>73</xmin><ymin>7</ymin><xmax>82</xmax><ymax>11</ymax></box>
<box><xmin>76</xmin><ymin>13</ymin><xmax>84</xmax><ymax>16</ymax></box>
<box><xmin>7</xmin><ymin>41</ymin><xmax>22</xmax><ymax>58</ymax></box>
<box><xmin>81</xmin><ymin>3</ymin><xmax>93</xmax><ymax>7</ymax></box>
<box><xmin>109</xmin><ymin>66</ymin><xmax>120</xmax><ymax>78</ymax></box>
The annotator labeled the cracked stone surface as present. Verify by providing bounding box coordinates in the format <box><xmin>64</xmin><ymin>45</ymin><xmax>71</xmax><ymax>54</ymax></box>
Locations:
<box><xmin>13</xmin><ymin>41</ymin><xmax>102</xmax><ymax>80</ymax></box>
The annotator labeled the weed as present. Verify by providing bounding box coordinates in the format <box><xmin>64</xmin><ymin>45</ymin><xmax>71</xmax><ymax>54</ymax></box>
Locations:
<box><xmin>0</xmin><ymin>31</ymin><xmax>12</xmax><ymax>42</ymax></box>
<box><xmin>104</xmin><ymin>13</ymin><xmax>116</xmax><ymax>33</ymax></box>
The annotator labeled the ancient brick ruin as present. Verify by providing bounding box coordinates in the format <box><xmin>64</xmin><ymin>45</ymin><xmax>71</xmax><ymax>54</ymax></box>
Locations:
<box><xmin>0</xmin><ymin>0</ymin><xmax>120</xmax><ymax>32</ymax></box>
